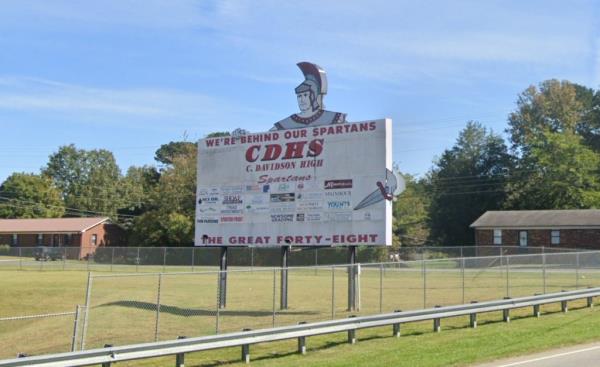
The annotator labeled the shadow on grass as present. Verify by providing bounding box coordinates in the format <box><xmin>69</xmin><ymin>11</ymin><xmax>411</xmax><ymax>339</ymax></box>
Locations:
<box><xmin>99</xmin><ymin>300</ymin><xmax>319</xmax><ymax>318</ymax></box>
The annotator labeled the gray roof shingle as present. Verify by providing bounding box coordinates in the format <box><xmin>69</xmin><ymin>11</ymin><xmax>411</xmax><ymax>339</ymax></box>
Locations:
<box><xmin>470</xmin><ymin>210</ymin><xmax>600</xmax><ymax>228</ymax></box>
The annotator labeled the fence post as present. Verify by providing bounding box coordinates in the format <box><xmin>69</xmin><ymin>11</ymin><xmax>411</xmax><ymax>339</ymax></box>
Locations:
<box><xmin>379</xmin><ymin>263</ymin><xmax>383</xmax><ymax>313</ymax></box>
<box><xmin>191</xmin><ymin>247</ymin><xmax>195</xmax><ymax>272</ymax></box>
<box><xmin>215</xmin><ymin>271</ymin><xmax>221</xmax><ymax>334</ymax></box>
<box><xmin>461</xmin><ymin>257</ymin><xmax>465</xmax><ymax>304</ymax></box>
<box><xmin>19</xmin><ymin>247</ymin><xmax>22</xmax><ymax>270</ymax></box>
<box><xmin>506</xmin><ymin>256</ymin><xmax>510</xmax><ymax>298</ymax></box>
<box><xmin>251</xmin><ymin>247</ymin><xmax>254</xmax><ymax>271</ymax></box>
<box><xmin>422</xmin><ymin>258</ymin><xmax>427</xmax><ymax>309</ymax></box>
<box><xmin>110</xmin><ymin>247</ymin><xmax>115</xmax><ymax>272</ymax></box>
<box><xmin>136</xmin><ymin>247</ymin><xmax>140</xmax><ymax>273</ymax></box>
<box><xmin>62</xmin><ymin>247</ymin><xmax>67</xmax><ymax>271</ymax></box>
<box><xmin>542</xmin><ymin>252</ymin><xmax>547</xmax><ymax>294</ymax></box>
<box><xmin>154</xmin><ymin>273</ymin><xmax>163</xmax><ymax>342</ymax></box>
<box><xmin>71</xmin><ymin>305</ymin><xmax>82</xmax><ymax>351</ymax></box>
<box><xmin>314</xmin><ymin>248</ymin><xmax>318</xmax><ymax>276</ymax></box>
<box><xmin>272</xmin><ymin>269</ymin><xmax>277</xmax><ymax>327</ymax></box>
<box><xmin>331</xmin><ymin>266</ymin><xmax>335</xmax><ymax>319</ymax></box>
<box><xmin>162</xmin><ymin>247</ymin><xmax>167</xmax><ymax>273</ymax></box>
<box><xmin>280</xmin><ymin>246</ymin><xmax>289</xmax><ymax>310</ymax></box>
<box><xmin>80</xmin><ymin>273</ymin><xmax>93</xmax><ymax>350</ymax></box>
<box><xmin>576</xmin><ymin>252</ymin><xmax>580</xmax><ymax>289</ymax></box>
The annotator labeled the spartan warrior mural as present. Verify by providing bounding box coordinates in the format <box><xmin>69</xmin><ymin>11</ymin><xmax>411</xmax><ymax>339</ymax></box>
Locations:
<box><xmin>271</xmin><ymin>62</ymin><xmax>347</xmax><ymax>131</ymax></box>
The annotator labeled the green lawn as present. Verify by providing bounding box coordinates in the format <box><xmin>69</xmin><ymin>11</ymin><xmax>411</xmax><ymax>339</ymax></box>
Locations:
<box><xmin>2</xmin><ymin>262</ymin><xmax>600</xmax><ymax>363</ymax></box>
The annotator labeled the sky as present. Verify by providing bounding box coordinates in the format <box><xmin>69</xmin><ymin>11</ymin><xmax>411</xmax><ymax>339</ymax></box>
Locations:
<box><xmin>0</xmin><ymin>0</ymin><xmax>599</xmax><ymax>183</ymax></box>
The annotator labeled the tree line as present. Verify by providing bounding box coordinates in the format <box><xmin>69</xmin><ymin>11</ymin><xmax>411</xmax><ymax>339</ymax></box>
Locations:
<box><xmin>1</xmin><ymin>80</ymin><xmax>599</xmax><ymax>247</ymax></box>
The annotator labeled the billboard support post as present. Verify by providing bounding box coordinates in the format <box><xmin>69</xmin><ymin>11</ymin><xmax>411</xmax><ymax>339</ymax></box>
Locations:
<box><xmin>280</xmin><ymin>246</ymin><xmax>289</xmax><ymax>310</ymax></box>
<box><xmin>219</xmin><ymin>247</ymin><xmax>228</xmax><ymax>309</ymax></box>
<box><xmin>348</xmin><ymin>246</ymin><xmax>357</xmax><ymax>311</ymax></box>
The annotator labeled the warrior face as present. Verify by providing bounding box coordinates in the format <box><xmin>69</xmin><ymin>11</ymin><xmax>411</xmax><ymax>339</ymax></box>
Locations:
<box><xmin>297</xmin><ymin>91</ymin><xmax>312</xmax><ymax>113</ymax></box>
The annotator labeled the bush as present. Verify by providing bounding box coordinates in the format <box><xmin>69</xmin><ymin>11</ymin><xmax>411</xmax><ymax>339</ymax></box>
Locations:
<box><xmin>0</xmin><ymin>244</ymin><xmax>11</xmax><ymax>255</ymax></box>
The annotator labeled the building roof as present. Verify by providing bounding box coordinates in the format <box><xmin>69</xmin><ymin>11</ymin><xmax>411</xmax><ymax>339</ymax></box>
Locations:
<box><xmin>0</xmin><ymin>217</ymin><xmax>109</xmax><ymax>233</ymax></box>
<box><xmin>470</xmin><ymin>210</ymin><xmax>600</xmax><ymax>229</ymax></box>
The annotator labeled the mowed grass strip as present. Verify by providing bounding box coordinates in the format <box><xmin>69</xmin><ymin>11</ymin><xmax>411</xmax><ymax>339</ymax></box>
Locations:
<box><xmin>122</xmin><ymin>301</ymin><xmax>600</xmax><ymax>367</ymax></box>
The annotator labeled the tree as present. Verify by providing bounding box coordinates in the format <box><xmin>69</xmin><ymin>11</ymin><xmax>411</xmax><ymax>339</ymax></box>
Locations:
<box><xmin>0</xmin><ymin>173</ymin><xmax>65</xmax><ymax>218</ymax></box>
<box><xmin>43</xmin><ymin>145</ymin><xmax>123</xmax><ymax>219</ymax></box>
<box><xmin>427</xmin><ymin>122</ymin><xmax>513</xmax><ymax>246</ymax></box>
<box><xmin>154</xmin><ymin>142</ymin><xmax>197</xmax><ymax>166</ymax></box>
<box><xmin>506</xmin><ymin>80</ymin><xmax>600</xmax><ymax>209</ymax></box>
<box><xmin>129</xmin><ymin>143</ymin><xmax>196</xmax><ymax>246</ymax></box>
<box><xmin>392</xmin><ymin>175</ymin><xmax>430</xmax><ymax>247</ymax></box>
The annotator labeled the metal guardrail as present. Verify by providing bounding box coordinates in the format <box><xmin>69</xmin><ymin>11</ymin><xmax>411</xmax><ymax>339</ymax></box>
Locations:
<box><xmin>2</xmin><ymin>287</ymin><xmax>599</xmax><ymax>367</ymax></box>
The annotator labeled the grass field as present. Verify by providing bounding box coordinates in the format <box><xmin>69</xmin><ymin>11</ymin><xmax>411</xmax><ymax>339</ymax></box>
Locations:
<box><xmin>3</xmin><ymin>256</ymin><xmax>600</xmax><ymax>361</ymax></box>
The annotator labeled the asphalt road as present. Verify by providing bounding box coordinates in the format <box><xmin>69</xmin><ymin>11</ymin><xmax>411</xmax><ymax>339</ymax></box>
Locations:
<box><xmin>475</xmin><ymin>342</ymin><xmax>600</xmax><ymax>366</ymax></box>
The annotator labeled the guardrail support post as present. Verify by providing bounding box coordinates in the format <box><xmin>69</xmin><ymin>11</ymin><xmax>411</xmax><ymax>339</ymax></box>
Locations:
<box><xmin>348</xmin><ymin>315</ymin><xmax>357</xmax><ymax>344</ymax></box>
<box><xmin>102</xmin><ymin>344</ymin><xmax>113</xmax><ymax>367</ymax></box>
<box><xmin>533</xmin><ymin>304</ymin><xmax>540</xmax><ymax>317</ymax></box>
<box><xmin>561</xmin><ymin>300</ymin><xmax>568</xmax><ymax>313</ymax></box>
<box><xmin>392</xmin><ymin>310</ymin><xmax>401</xmax><ymax>337</ymax></box>
<box><xmin>588</xmin><ymin>296</ymin><xmax>594</xmax><ymax>308</ymax></box>
<box><xmin>175</xmin><ymin>336</ymin><xmax>186</xmax><ymax>367</ymax></box>
<box><xmin>503</xmin><ymin>309</ymin><xmax>510</xmax><ymax>322</ymax></box>
<box><xmin>433</xmin><ymin>305</ymin><xmax>441</xmax><ymax>332</ymax></box>
<box><xmin>297</xmin><ymin>321</ymin><xmax>307</xmax><ymax>354</ymax></box>
<box><xmin>241</xmin><ymin>329</ymin><xmax>251</xmax><ymax>363</ymax></box>
<box><xmin>241</xmin><ymin>344</ymin><xmax>250</xmax><ymax>364</ymax></box>
<box><xmin>469</xmin><ymin>301</ymin><xmax>478</xmax><ymax>328</ymax></box>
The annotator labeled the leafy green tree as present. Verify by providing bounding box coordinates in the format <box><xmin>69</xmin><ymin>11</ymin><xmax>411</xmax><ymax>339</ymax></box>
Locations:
<box><xmin>43</xmin><ymin>145</ymin><xmax>123</xmax><ymax>219</ymax></box>
<box><xmin>506</xmin><ymin>80</ymin><xmax>600</xmax><ymax>209</ymax></box>
<box><xmin>392</xmin><ymin>175</ymin><xmax>430</xmax><ymax>247</ymax></box>
<box><xmin>154</xmin><ymin>142</ymin><xmax>197</xmax><ymax>166</ymax></box>
<box><xmin>0</xmin><ymin>173</ymin><xmax>65</xmax><ymax>218</ymax></box>
<box><xmin>129</xmin><ymin>143</ymin><xmax>196</xmax><ymax>246</ymax></box>
<box><xmin>427</xmin><ymin>122</ymin><xmax>513</xmax><ymax>246</ymax></box>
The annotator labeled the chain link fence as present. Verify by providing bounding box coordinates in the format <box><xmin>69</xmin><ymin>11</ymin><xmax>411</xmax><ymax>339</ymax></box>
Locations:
<box><xmin>2</xmin><ymin>249</ymin><xmax>598</xmax><ymax>359</ymax></box>
<box><xmin>0</xmin><ymin>245</ymin><xmax>578</xmax><ymax>272</ymax></box>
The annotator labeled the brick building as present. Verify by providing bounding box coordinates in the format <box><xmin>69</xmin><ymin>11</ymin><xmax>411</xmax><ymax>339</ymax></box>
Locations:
<box><xmin>0</xmin><ymin>217</ymin><xmax>125</xmax><ymax>258</ymax></box>
<box><xmin>470</xmin><ymin>210</ymin><xmax>600</xmax><ymax>249</ymax></box>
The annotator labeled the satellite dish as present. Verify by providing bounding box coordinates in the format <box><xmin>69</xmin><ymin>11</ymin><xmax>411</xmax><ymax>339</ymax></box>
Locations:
<box><xmin>393</xmin><ymin>171</ymin><xmax>405</xmax><ymax>196</ymax></box>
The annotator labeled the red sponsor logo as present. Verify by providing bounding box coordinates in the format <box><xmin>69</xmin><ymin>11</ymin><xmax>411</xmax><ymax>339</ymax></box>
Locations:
<box><xmin>220</xmin><ymin>216</ymin><xmax>243</xmax><ymax>223</ymax></box>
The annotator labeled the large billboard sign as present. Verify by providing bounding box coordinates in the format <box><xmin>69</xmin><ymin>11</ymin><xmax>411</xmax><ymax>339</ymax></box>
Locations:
<box><xmin>195</xmin><ymin>119</ymin><xmax>393</xmax><ymax>247</ymax></box>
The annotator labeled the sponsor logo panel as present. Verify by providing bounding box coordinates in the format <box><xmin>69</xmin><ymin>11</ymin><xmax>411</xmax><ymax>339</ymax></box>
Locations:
<box><xmin>306</xmin><ymin>213</ymin><xmax>322</xmax><ymax>222</ymax></box>
<box><xmin>324</xmin><ymin>179</ymin><xmax>353</xmax><ymax>190</ymax></box>
<box><xmin>297</xmin><ymin>200</ymin><xmax>323</xmax><ymax>211</ymax></box>
<box><xmin>270</xmin><ymin>193</ymin><xmax>295</xmax><ymax>203</ymax></box>
<box><xmin>327</xmin><ymin>212</ymin><xmax>353</xmax><ymax>222</ymax></box>
<box><xmin>222</xmin><ymin>194</ymin><xmax>243</xmax><ymax>204</ymax></box>
<box><xmin>324</xmin><ymin>190</ymin><xmax>351</xmax><ymax>198</ymax></box>
<box><xmin>296</xmin><ymin>213</ymin><xmax>305</xmax><ymax>222</ymax></box>
<box><xmin>326</xmin><ymin>200</ymin><xmax>351</xmax><ymax>210</ymax></box>
<box><xmin>271</xmin><ymin>214</ymin><xmax>294</xmax><ymax>222</ymax></box>
<box><xmin>220</xmin><ymin>216</ymin><xmax>244</xmax><ymax>223</ymax></box>
<box><xmin>221</xmin><ymin>185</ymin><xmax>244</xmax><ymax>194</ymax></box>
<box><xmin>197</xmin><ymin>216</ymin><xmax>219</xmax><ymax>224</ymax></box>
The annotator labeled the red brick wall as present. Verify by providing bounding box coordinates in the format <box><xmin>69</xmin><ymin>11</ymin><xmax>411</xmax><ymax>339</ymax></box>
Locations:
<box><xmin>475</xmin><ymin>228</ymin><xmax>600</xmax><ymax>249</ymax></box>
<box><xmin>80</xmin><ymin>223</ymin><xmax>125</xmax><ymax>258</ymax></box>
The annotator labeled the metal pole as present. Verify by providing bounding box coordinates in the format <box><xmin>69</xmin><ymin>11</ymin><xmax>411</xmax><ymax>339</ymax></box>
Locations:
<box><xmin>219</xmin><ymin>247</ymin><xmax>228</xmax><ymax>309</ymax></box>
<box><xmin>423</xmin><ymin>257</ymin><xmax>427</xmax><ymax>309</ymax></box>
<box><xmin>63</xmin><ymin>247</ymin><xmax>67</xmax><ymax>271</ymax></box>
<box><xmin>347</xmin><ymin>246</ymin><xmax>357</xmax><ymax>311</ymax></box>
<box><xmin>251</xmin><ymin>247</ymin><xmax>254</xmax><ymax>271</ymax></box>
<box><xmin>19</xmin><ymin>247</ymin><xmax>22</xmax><ymax>271</ymax></box>
<box><xmin>280</xmin><ymin>246</ymin><xmax>289</xmax><ymax>310</ymax></box>
<box><xmin>461</xmin><ymin>257</ymin><xmax>465</xmax><ymax>304</ymax></box>
<box><xmin>272</xmin><ymin>269</ymin><xmax>277</xmax><ymax>327</ymax></box>
<box><xmin>191</xmin><ymin>247</ymin><xmax>195</xmax><ymax>272</ymax></box>
<box><xmin>542</xmin><ymin>252</ymin><xmax>547</xmax><ymax>294</ymax></box>
<box><xmin>110</xmin><ymin>247</ymin><xmax>114</xmax><ymax>272</ymax></box>
<box><xmin>136</xmin><ymin>247</ymin><xmax>140</xmax><ymax>273</ymax></box>
<box><xmin>215</xmin><ymin>271</ymin><xmax>220</xmax><ymax>334</ymax></box>
<box><xmin>379</xmin><ymin>263</ymin><xmax>383</xmax><ymax>313</ymax></box>
<box><xmin>506</xmin><ymin>256</ymin><xmax>510</xmax><ymax>298</ymax></box>
<box><xmin>154</xmin><ymin>274</ymin><xmax>162</xmax><ymax>342</ymax></box>
<box><xmin>576</xmin><ymin>252</ymin><xmax>580</xmax><ymax>289</ymax></box>
<box><xmin>80</xmin><ymin>273</ymin><xmax>93</xmax><ymax>350</ymax></box>
<box><xmin>331</xmin><ymin>266</ymin><xmax>335</xmax><ymax>319</ymax></box>
<box><xmin>314</xmin><ymin>248</ymin><xmax>318</xmax><ymax>276</ymax></box>
<box><xmin>71</xmin><ymin>305</ymin><xmax>81</xmax><ymax>351</ymax></box>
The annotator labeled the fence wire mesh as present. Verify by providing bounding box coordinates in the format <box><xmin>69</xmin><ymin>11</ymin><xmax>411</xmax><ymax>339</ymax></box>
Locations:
<box><xmin>3</xmin><ymin>248</ymin><xmax>600</xmax><ymax>359</ymax></box>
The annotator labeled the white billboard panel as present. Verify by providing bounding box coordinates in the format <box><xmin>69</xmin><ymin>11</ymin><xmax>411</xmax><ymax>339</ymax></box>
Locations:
<box><xmin>195</xmin><ymin>119</ymin><xmax>392</xmax><ymax>246</ymax></box>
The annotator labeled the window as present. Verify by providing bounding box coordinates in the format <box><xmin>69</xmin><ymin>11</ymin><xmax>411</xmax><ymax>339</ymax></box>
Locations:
<box><xmin>493</xmin><ymin>229</ymin><xmax>502</xmax><ymax>245</ymax></box>
<box><xmin>64</xmin><ymin>234</ymin><xmax>71</xmax><ymax>246</ymax></box>
<box><xmin>551</xmin><ymin>230</ymin><xmax>560</xmax><ymax>245</ymax></box>
<box><xmin>519</xmin><ymin>231</ymin><xmax>528</xmax><ymax>247</ymax></box>
<box><xmin>11</xmin><ymin>234</ymin><xmax>17</xmax><ymax>246</ymax></box>
<box><xmin>37</xmin><ymin>234</ymin><xmax>43</xmax><ymax>246</ymax></box>
<box><xmin>90</xmin><ymin>234</ymin><xmax>97</xmax><ymax>247</ymax></box>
